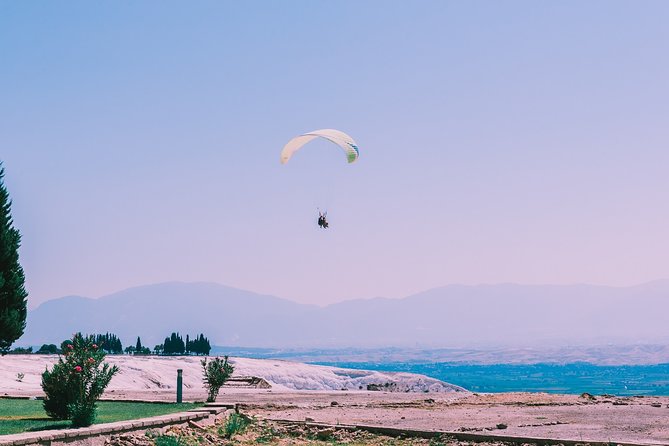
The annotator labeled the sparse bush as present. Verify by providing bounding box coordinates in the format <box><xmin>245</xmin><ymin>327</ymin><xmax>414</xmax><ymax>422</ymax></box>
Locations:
<box><xmin>16</xmin><ymin>372</ymin><xmax>24</xmax><ymax>382</ymax></box>
<box><xmin>41</xmin><ymin>333</ymin><xmax>119</xmax><ymax>426</ymax></box>
<box><xmin>429</xmin><ymin>434</ymin><xmax>455</xmax><ymax>446</ymax></box>
<box><xmin>223</xmin><ymin>412</ymin><xmax>250</xmax><ymax>438</ymax></box>
<box><xmin>255</xmin><ymin>423</ymin><xmax>279</xmax><ymax>443</ymax></box>
<box><xmin>153</xmin><ymin>435</ymin><xmax>190</xmax><ymax>446</ymax></box>
<box><xmin>201</xmin><ymin>356</ymin><xmax>234</xmax><ymax>402</ymax></box>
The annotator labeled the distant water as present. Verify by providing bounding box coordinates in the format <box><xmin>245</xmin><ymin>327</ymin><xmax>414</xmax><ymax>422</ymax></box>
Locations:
<box><xmin>313</xmin><ymin>362</ymin><xmax>669</xmax><ymax>396</ymax></box>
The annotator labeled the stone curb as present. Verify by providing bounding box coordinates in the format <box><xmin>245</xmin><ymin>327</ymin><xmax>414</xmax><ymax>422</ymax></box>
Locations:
<box><xmin>0</xmin><ymin>409</ymin><xmax>210</xmax><ymax>446</ymax></box>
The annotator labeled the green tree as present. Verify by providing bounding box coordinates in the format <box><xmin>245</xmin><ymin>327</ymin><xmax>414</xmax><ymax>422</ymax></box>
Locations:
<box><xmin>93</xmin><ymin>333</ymin><xmax>123</xmax><ymax>354</ymax></box>
<box><xmin>201</xmin><ymin>356</ymin><xmax>234</xmax><ymax>402</ymax></box>
<box><xmin>36</xmin><ymin>344</ymin><xmax>60</xmax><ymax>354</ymax></box>
<box><xmin>135</xmin><ymin>336</ymin><xmax>142</xmax><ymax>353</ymax></box>
<box><xmin>163</xmin><ymin>332</ymin><xmax>185</xmax><ymax>355</ymax></box>
<box><xmin>0</xmin><ymin>164</ymin><xmax>28</xmax><ymax>354</ymax></box>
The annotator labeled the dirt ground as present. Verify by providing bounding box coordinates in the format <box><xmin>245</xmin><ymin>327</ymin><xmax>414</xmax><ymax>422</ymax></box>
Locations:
<box><xmin>88</xmin><ymin>388</ymin><xmax>669</xmax><ymax>443</ymax></box>
<box><xmin>223</xmin><ymin>390</ymin><xmax>669</xmax><ymax>444</ymax></box>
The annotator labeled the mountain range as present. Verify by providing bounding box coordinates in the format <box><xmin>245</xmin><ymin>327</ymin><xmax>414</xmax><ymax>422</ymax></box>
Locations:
<box><xmin>20</xmin><ymin>280</ymin><xmax>669</xmax><ymax>350</ymax></box>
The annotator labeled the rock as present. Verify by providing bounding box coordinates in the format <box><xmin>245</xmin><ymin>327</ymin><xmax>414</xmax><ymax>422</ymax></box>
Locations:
<box><xmin>496</xmin><ymin>423</ymin><xmax>508</xmax><ymax>430</ymax></box>
<box><xmin>330</xmin><ymin>401</ymin><xmax>339</xmax><ymax>406</ymax></box>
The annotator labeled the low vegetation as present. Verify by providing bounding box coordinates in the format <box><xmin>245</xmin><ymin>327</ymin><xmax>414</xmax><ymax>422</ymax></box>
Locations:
<box><xmin>117</xmin><ymin>417</ymin><xmax>486</xmax><ymax>446</ymax></box>
<box><xmin>220</xmin><ymin>412</ymin><xmax>251</xmax><ymax>438</ymax></box>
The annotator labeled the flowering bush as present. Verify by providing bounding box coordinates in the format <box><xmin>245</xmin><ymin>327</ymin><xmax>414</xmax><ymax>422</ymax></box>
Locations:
<box><xmin>41</xmin><ymin>333</ymin><xmax>119</xmax><ymax>426</ymax></box>
<box><xmin>201</xmin><ymin>356</ymin><xmax>234</xmax><ymax>402</ymax></box>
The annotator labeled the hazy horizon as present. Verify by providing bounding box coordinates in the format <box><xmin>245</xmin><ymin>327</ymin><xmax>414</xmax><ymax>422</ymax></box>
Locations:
<box><xmin>27</xmin><ymin>277</ymin><xmax>669</xmax><ymax>311</ymax></box>
<box><xmin>20</xmin><ymin>280</ymin><xmax>669</xmax><ymax>352</ymax></box>
<box><xmin>3</xmin><ymin>1</ymin><xmax>668</xmax><ymax>309</ymax></box>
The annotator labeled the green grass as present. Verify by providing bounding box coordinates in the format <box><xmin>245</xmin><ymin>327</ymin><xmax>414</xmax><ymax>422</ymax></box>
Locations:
<box><xmin>0</xmin><ymin>399</ymin><xmax>201</xmax><ymax>436</ymax></box>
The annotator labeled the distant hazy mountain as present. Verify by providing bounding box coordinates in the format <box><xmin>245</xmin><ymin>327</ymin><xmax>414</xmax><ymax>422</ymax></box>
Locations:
<box><xmin>20</xmin><ymin>280</ymin><xmax>669</xmax><ymax>349</ymax></box>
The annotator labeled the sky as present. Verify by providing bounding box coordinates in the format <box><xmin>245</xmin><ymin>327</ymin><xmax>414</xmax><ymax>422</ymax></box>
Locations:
<box><xmin>1</xmin><ymin>1</ymin><xmax>668</xmax><ymax>309</ymax></box>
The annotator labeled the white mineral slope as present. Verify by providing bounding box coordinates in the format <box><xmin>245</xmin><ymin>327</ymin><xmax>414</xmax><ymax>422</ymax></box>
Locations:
<box><xmin>0</xmin><ymin>355</ymin><xmax>467</xmax><ymax>396</ymax></box>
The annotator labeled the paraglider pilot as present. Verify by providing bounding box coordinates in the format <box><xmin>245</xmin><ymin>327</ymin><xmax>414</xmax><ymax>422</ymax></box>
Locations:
<box><xmin>318</xmin><ymin>211</ymin><xmax>329</xmax><ymax>229</ymax></box>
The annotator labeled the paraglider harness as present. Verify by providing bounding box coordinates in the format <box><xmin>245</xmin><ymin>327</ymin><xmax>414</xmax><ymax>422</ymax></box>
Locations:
<box><xmin>318</xmin><ymin>211</ymin><xmax>329</xmax><ymax>229</ymax></box>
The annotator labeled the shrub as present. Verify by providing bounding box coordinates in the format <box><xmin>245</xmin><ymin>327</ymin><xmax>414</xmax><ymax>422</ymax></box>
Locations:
<box><xmin>153</xmin><ymin>435</ymin><xmax>190</xmax><ymax>446</ymax></box>
<box><xmin>201</xmin><ymin>356</ymin><xmax>233</xmax><ymax>402</ymax></box>
<box><xmin>41</xmin><ymin>333</ymin><xmax>119</xmax><ymax>426</ymax></box>
<box><xmin>42</xmin><ymin>359</ymin><xmax>77</xmax><ymax>420</ymax></box>
<box><xmin>222</xmin><ymin>412</ymin><xmax>250</xmax><ymax>438</ymax></box>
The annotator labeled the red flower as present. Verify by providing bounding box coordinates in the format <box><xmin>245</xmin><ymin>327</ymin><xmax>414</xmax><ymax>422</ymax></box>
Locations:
<box><xmin>67</xmin><ymin>344</ymin><xmax>74</xmax><ymax>349</ymax></box>
<box><xmin>88</xmin><ymin>358</ymin><xmax>95</xmax><ymax>364</ymax></box>
<box><xmin>92</xmin><ymin>344</ymin><xmax>98</xmax><ymax>349</ymax></box>
<box><xmin>74</xmin><ymin>366</ymin><xmax>82</xmax><ymax>373</ymax></box>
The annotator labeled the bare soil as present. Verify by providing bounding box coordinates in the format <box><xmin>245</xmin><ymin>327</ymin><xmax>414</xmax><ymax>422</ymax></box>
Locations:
<box><xmin>225</xmin><ymin>390</ymin><xmax>669</xmax><ymax>444</ymax></box>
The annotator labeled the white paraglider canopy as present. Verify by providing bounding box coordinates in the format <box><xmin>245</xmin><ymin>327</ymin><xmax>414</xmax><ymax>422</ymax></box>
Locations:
<box><xmin>280</xmin><ymin>129</ymin><xmax>359</xmax><ymax>164</ymax></box>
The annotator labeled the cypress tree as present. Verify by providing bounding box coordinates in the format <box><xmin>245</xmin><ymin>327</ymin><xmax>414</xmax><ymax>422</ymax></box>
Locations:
<box><xmin>203</xmin><ymin>335</ymin><xmax>211</xmax><ymax>356</ymax></box>
<box><xmin>0</xmin><ymin>164</ymin><xmax>28</xmax><ymax>354</ymax></box>
<box><xmin>135</xmin><ymin>336</ymin><xmax>142</xmax><ymax>352</ymax></box>
<box><xmin>177</xmin><ymin>333</ymin><xmax>185</xmax><ymax>354</ymax></box>
<box><xmin>168</xmin><ymin>333</ymin><xmax>178</xmax><ymax>354</ymax></box>
<box><xmin>197</xmin><ymin>334</ymin><xmax>204</xmax><ymax>355</ymax></box>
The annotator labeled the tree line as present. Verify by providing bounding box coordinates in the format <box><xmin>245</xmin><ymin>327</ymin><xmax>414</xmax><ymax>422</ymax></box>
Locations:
<box><xmin>7</xmin><ymin>331</ymin><xmax>212</xmax><ymax>356</ymax></box>
<box><xmin>157</xmin><ymin>332</ymin><xmax>211</xmax><ymax>355</ymax></box>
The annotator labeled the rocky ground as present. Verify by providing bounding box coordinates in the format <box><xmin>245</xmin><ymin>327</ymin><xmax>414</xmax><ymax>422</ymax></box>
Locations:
<box><xmin>105</xmin><ymin>413</ymin><xmax>507</xmax><ymax>446</ymax></box>
<box><xmin>231</xmin><ymin>390</ymin><xmax>669</xmax><ymax>444</ymax></box>
<box><xmin>101</xmin><ymin>389</ymin><xmax>669</xmax><ymax>444</ymax></box>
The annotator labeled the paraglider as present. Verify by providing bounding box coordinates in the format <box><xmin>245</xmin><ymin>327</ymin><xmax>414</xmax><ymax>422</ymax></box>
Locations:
<box><xmin>317</xmin><ymin>211</ymin><xmax>329</xmax><ymax>229</ymax></box>
<box><xmin>280</xmin><ymin>129</ymin><xmax>359</xmax><ymax>165</ymax></box>
<box><xmin>281</xmin><ymin>129</ymin><xmax>359</xmax><ymax>229</ymax></box>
